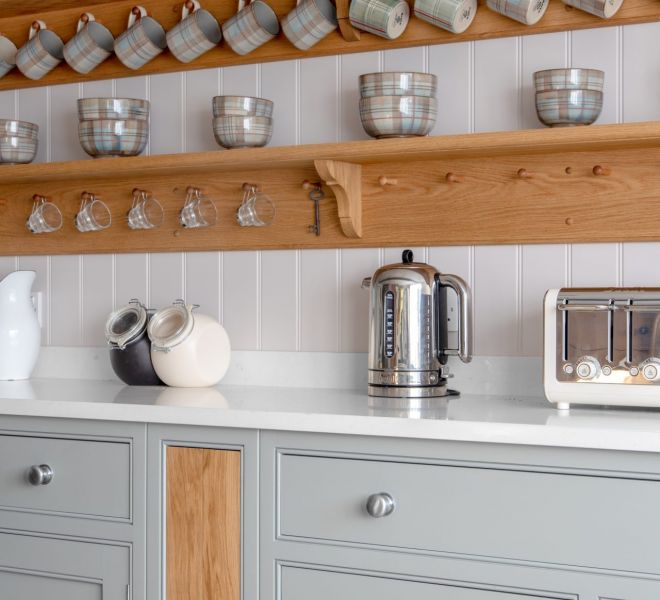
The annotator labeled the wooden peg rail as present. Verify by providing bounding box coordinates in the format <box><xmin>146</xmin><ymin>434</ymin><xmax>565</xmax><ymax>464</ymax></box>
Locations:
<box><xmin>2</xmin><ymin>121</ymin><xmax>660</xmax><ymax>256</ymax></box>
<box><xmin>1</xmin><ymin>0</ymin><xmax>660</xmax><ymax>91</ymax></box>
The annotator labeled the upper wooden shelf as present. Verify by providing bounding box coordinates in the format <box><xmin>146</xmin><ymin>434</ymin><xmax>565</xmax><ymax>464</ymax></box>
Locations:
<box><xmin>0</xmin><ymin>0</ymin><xmax>659</xmax><ymax>91</ymax></box>
<box><xmin>2</xmin><ymin>121</ymin><xmax>660</xmax><ymax>256</ymax></box>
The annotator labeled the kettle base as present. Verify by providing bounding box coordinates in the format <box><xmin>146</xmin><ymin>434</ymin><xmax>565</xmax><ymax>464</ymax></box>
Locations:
<box><xmin>368</xmin><ymin>385</ymin><xmax>460</xmax><ymax>399</ymax></box>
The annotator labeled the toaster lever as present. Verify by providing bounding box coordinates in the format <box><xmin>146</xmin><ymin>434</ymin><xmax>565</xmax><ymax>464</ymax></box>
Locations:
<box><xmin>557</xmin><ymin>303</ymin><xmax>612</xmax><ymax>311</ymax></box>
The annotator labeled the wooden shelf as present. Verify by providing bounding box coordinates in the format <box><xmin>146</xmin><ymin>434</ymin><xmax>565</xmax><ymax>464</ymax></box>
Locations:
<box><xmin>0</xmin><ymin>0</ymin><xmax>659</xmax><ymax>91</ymax></box>
<box><xmin>3</xmin><ymin>121</ymin><xmax>660</xmax><ymax>255</ymax></box>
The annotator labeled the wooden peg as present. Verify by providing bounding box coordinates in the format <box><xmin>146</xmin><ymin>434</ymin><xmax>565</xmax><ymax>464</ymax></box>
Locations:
<box><xmin>302</xmin><ymin>180</ymin><xmax>322</xmax><ymax>192</ymax></box>
<box><xmin>131</xmin><ymin>6</ymin><xmax>142</xmax><ymax>18</ymax></box>
<box><xmin>80</xmin><ymin>12</ymin><xmax>90</xmax><ymax>24</ymax></box>
<box><xmin>184</xmin><ymin>0</ymin><xmax>196</xmax><ymax>11</ymax></box>
<box><xmin>445</xmin><ymin>172</ymin><xmax>464</xmax><ymax>183</ymax></box>
<box><xmin>335</xmin><ymin>0</ymin><xmax>361</xmax><ymax>41</ymax></box>
<box><xmin>378</xmin><ymin>176</ymin><xmax>398</xmax><ymax>187</ymax></box>
<box><xmin>593</xmin><ymin>165</ymin><xmax>611</xmax><ymax>176</ymax></box>
<box><xmin>517</xmin><ymin>168</ymin><xmax>533</xmax><ymax>179</ymax></box>
<box><xmin>242</xmin><ymin>182</ymin><xmax>258</xmax><ymax>192</ymax></box>
<box><xmin>32</xmin><ymin>193</ymin><xmax>45</xmax><ymax>202</ymax></box>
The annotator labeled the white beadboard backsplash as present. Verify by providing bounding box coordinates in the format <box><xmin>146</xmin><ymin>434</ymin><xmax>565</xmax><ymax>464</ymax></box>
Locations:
<box><xmin>2</xmin><ymin>23</ymin><xmax>660</xmax><ymax>356</ymax></box>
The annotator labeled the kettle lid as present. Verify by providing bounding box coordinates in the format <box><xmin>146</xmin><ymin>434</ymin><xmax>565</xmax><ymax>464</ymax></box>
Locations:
<box><xmin>105</xmin><ymin>299</ymin><xmax>148</xmax><ymax>350</ymax></box>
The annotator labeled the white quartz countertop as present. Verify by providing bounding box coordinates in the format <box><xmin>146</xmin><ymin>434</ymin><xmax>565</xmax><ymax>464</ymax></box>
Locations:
<box><xmin>1</xmin><ymin>378</ymin><xmax>660</xmax><ymax>452</ymax></box>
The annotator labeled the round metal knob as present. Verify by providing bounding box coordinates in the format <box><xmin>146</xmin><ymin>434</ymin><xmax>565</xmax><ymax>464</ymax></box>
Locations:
<box><xmin>575</xmin><ymin>356</ymin><xmax>600</xmax><ymax>380</ymax></box>
<box><xmin>641</xmin><ymin>358</ymin><xmax>660</xmax><ymax>382</ymax></box>
<box><xmin>366</xmin><ymin>492</ymin><xmax>396</xmax><ymax>518</ymax></box>
<box><xmin>28</xmin><ymin>464</ymin><xmax>54</xmax><ymax>486</ymax></box>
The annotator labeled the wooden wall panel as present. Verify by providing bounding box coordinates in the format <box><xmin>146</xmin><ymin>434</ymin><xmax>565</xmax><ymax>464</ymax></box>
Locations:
<box><xmin>166</xmin><ymin>446</ymin><xmax>241</xmax><ymax>600</ymax></box>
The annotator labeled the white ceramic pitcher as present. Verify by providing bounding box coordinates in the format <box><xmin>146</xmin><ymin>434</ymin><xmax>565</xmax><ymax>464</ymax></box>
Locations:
<box><xmin>0</xmin><ymin>271</ymin><xmax>40</xmax><ymax>380</ymax></box>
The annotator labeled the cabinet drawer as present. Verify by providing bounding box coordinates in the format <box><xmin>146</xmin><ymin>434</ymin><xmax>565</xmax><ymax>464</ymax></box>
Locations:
<box><xmin>0</xmin><ymin>433</ymin><xmax>130</xmax><ymax>520</ymax></box>
<box><xmin>280</xmin><ymin>567</ymin><xmax>557</xmax><ymax>600</ymax></box>
<box><xmin>279</xmin><ymin>453</ymin><xmax>660</xmax><ymax>573</ymax></box>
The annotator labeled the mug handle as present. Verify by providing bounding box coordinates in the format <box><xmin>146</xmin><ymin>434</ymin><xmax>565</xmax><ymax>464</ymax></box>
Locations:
<box><xmin>28</xmin><ymin>20</ymin><xmax>47</xmax><ymax>40</ymax></box>
<box><xmin>237</xmin><ymin>0</ymin><xmax>250</xmax><ymax>13</ymax></box>
<box><xmin>128</xmin><ymin>6</ymin><xmax>148</xmax><ymax>28</ymax></box>
<box><xmin>182</xmin><ymin>0</ymin><xmax>201</xmax><ymax>19</ymax></box>
<box><xmin>77</xmin><ymin>13</ymin><xmax>95</xmax><ymax>33</ymax></box>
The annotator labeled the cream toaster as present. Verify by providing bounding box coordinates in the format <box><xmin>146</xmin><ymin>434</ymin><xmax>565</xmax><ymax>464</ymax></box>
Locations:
<box><xmin>544</xmin><ymin>288</ymin><xmax>660</xmax><ymax>410</ymax></box>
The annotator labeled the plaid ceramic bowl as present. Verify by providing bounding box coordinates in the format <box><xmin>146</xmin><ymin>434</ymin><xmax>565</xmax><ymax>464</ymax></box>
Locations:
<box><xmin>359</xmin><ymin>72</ymin><xmax>437</xmax><ymax>98</ymax></box>
<box><xmin>78</xmin><ymin>119</ymin><xmax>149</xmax><ymax>157</ymax></box>
<box><xmin>0</xmin><ymin>119</ymin><xmax>38</xmax><ymax>140</ymax></box>
<box><xmin>535</xmin><ymin>89</ymin><xmax>603</xmax><ymax>127</ymax></box>
<box><xmin>359</xmin><ymin>95</ymin><xmax>437</xmax><ymax>138</ymax></box>
<box><xmin>0</xmin><ymin>136</ymin><xmax>37</xmax><ymax>164</ymax></box>
<box><xmin>77</xmin><ymin>98</ymin><xmax>150</xmax><ymax>121</ymax></box>
<box><xmin>534</xmin><ymin>68</ymin><xmax>604</xmax><ymax>93</ymax></box>
<box><xmin>212</xmin><ymin>96</ymin><xmax>274</xmax><ymax>118</ymax></box>
<box><xmin>212</xmin><ymin>116</ymin><xmax>272</xmax><ymax>149</ymax></box>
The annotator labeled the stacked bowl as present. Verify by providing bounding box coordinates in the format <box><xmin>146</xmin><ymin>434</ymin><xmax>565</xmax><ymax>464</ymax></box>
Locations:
<box><xmin>359</xmin><ymin>72</ymin><xmax>437</xmax><ymax>139</ymax></box>
<box><xmin>212</xmin><ymin>96</ymin><xmax>273</xmax><ymax>149</ymax></box>
<box><xmin>534</xmin><ymin>68</ymin><xmax>604</xmax><ymax>127</ymax></box>
<box><xmin>77</xmin><ymin>98</ymin><xmax>150</xmax><ymax>158</ymax></box>
<box><xmin>0</xmin><ymin>119</ymin><xmax>38</xmax><ymax>164</ymax></box>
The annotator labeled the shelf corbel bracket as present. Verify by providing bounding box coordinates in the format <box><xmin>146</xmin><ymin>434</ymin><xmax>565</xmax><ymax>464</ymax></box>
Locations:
<box><xmin>314</xmin><ymin>159</ymin><xmax>362</xmax><ymax>238</ymax></box>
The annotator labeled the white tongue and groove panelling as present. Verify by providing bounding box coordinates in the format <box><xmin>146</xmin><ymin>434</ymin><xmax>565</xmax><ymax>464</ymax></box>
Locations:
<box><xmin>1</xmin><ymin>23</ymin><xmax>660</xmax><ymax>355</ymax></box>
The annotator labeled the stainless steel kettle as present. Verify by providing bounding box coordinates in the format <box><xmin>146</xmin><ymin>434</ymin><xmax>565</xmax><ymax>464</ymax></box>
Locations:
<box><xmin>362</xmin><ymin>249</ymin><xmax>472</xmax><ymax>399</ymax></box>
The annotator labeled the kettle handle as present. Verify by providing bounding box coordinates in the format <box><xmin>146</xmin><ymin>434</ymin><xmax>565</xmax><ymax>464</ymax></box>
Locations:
<box><xmin>437</xmin><ymin>273</ymin><xmax>472</xmax><ymax>364</ymax></box>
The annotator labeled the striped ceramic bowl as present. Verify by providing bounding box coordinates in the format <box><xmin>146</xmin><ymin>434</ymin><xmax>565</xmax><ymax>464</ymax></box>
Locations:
<box><xmin>359</xmin><ymin>95</ymin><xmax>437</xmax><ymax>138</ymax></box>
<box><xmin>212</xmin><ymin>96</ymin><xmax>274</xmax><ymax>118</ymax></box>
<box><xmin>77</xmin><ymin>98</ymin><xmax>150</xmax><ymax>121</ymax></box>
<box><xmin>212</xmin><ymin>116</ymin><xmax>272</xmax><ymax>149</ymax></box>
<box><xmin>535</xmin><ymin>89</ymin><xmax>603</xmax><ymax>127</ymax></box>
<box><xmin>78</xmin><ymin>119</ymin><xmax>149</xmax><ymax>157</ymax></box>
<box><xmin>359</xmin><ymin>72</ymin><xmax>437</xmax><ymax>98</ymax></box>
<box><xmin>0</xmin><ymin>136</ymin><xmax>37</xmax><ymax>164</ymax></box>
<box><xmin>534</xmin><ymin>68</ymin><xmax>604</xmax><ymax>93</ymax></box>
<box><xmin>0</xmin><ymin>119</ymin><xmax>38</xmax><ymax>140</ymax></box>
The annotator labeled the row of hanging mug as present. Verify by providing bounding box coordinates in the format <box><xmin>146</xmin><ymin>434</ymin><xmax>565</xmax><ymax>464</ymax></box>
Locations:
<box><xmin>26</xmin><ymin>185</ymin><xmax>276</xmax><ymax>234</ymax></box>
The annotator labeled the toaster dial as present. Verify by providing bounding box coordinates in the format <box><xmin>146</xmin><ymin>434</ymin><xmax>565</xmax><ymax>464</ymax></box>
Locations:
<box><xmin>575</xmin><ymin>356</ymin><xmax>600</xmax><ymax>380</ymax></box>
<box><xmin>640</xmin><ymin>358</ymin><xmax>660</xmax><ymax>382</ymax></box>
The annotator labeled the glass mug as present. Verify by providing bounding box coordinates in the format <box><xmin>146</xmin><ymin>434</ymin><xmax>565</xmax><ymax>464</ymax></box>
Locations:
<box><xmin>76</xmin><ymin>191</ymin><xmax>112</xmax><ymax>232</ymax></box>
<box><xmin>236</xmin><ymin>184</ymin><xmax>275</xmax><ymax>227</ymax></box>
<box><xmin>128</xmin><ymin>188</ymin><xmax>164</xmax><ymax>229</ymax></box>
<box><xmin>27</xmin><ymin>194</ymin><xmax>62</xmax><ymax>234</ymax></box>
<box><xmin>179</xmin><ymin>186</ymin><xmax>217</xmax><ymax>228</ymax></box>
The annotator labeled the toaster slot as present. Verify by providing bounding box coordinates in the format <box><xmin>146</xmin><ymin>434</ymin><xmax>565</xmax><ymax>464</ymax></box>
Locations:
<box><xmin>619</xmin><ymin>302</ymin><xmax>660</xmax><ymax>363</ymax></box>
<box><xmin>558</xmin><ymin>302</ymin><xmax>611</xmax><ymax>366</ymax></box>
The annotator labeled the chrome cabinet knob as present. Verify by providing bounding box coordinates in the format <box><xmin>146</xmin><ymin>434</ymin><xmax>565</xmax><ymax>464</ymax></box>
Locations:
<box><xmin>28</xmin><ymin>464</ymin><xmax>54</xmax><ymax>486</ymax></box>
<box><xmin>366</xmin><ymin>492</ymin><xmax>396</xmax><ymax>518</ymax></box>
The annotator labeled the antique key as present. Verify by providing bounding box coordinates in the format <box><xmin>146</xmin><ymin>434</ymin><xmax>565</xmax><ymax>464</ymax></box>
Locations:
<box><xmin>304</xmin><ymin>182</ymin><xmax>324</xmax><ymax>236</ymax></box>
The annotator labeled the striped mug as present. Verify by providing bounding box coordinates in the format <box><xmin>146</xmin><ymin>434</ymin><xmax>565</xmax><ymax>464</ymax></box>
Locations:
<box><xmin>63</xmin><ymin>13</ymin><xmax>114</xmax><ymax>75</ymax></box>
<box><xmin>222</xmin><ymin>0</ymin><xmax>280</xmax><ymax>56</ymax></box>
<box><xmin>414</xmin><ymin>0</ymin><xmax>477</xmax><ymax>33</ymax></box>
<box><xmin>282</xmin><ymin>0</ymin><xmax>337</xmax><ymax>51</ymax></box>
<box><xmin>0</xmin><ymin>34</ymin><xmax>17</xmax><ymax>79</ymax></box>
<box><xmin>486</xmin><ymin>0</ymin><xmax>549</xmax><ymax>24</ymax></box>
<box><xmin>166</xmin><ymin>0</ymin><xmax>222</xmax><ymax>63</ymax></box>
<box><xmin>16</xmin><ymin>20</ymin><xmax>64</xmax><ymax>81</ymax></box>
<box><xmin>349</xmin><ymin>0</ymin><xmax>410</xmax><ymax>40</ymax></box>
<box><xmin>562</xmin><ymin>0</ymin><xmax>623</xmax><ymax>18</ymax></box>
<box><xmin>114</xmin><ymin>6</ymin><xmax>167</xmax><ymax>70</ymax></box>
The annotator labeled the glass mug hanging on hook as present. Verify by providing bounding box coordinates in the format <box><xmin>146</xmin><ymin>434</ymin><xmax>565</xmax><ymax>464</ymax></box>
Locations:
<box><xmin>222</xmin><ymin>0</ymin><xmax>280</xmax><ymax>56</ymax></box>
<box><xmin>114</xmin><ymin>6</ymin><xmax>167</xmax><ymax>70</ymax></box>
<box><xmin>76</xmin><ymin>191</ymin><xmax>112</xmax><ymax>232</ymax></box>
<box><xmin>15</xmin><ymin>20</ymin><xmax>64</xmax><ymax>80</ymax></box>
<box><xmin>63</xmin><ymin>13</ymin><xmax>114</xmax><ymax>75</ymax></box>
<box><xmin>236</xmin><ymin>183</ymin><xmax>275</xmax><ymax>227</ymax></box>
<box><xmin>179</xmin><ymin>187</ymin><xmax>218</xmax><ymax>228</ymax></box>
<box><xmin>128</xmin><ymin>188</ymin><xmax>164</xmax><ymax>229</ymax></box>
<box><xmin>166</xmin><ymin>0</ymin><xmax>222</xmax><ymax>63</ymax></box>
<box><xmin>27</xmin><ymin>195</ymin><xmax>62</xmax><ymax>234</ymax></box>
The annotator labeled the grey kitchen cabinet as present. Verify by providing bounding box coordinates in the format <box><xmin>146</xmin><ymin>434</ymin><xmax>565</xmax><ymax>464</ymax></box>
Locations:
<box><xmin>0</xmin><ymin>415</ymin><xmax>146</xmax><ymax>600</ymax></box>
<box><xmin>0</xmin><ymin>530</ymin><xmax>130</xmax><ymax>600</ymax></box>
<box><xmin>261</xmin><ymin>430</ymin><xmax>660</xmax><ymax>600</ymax></box>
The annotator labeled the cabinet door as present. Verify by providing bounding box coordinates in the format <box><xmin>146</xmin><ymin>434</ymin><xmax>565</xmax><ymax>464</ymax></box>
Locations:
<box><xmin>281</xmin><ymin>566</ymin><xmax>557</xmax><ymax>600</ymax></box>
<box><xmin>166</xmin><ymin>446</ymin><xmax>241</xmax><ymax>600</ymax></box>
<box><xmin>0</xmin><ymin>531</ymin><xmax>129</xmax><ymax>600</ymax></box>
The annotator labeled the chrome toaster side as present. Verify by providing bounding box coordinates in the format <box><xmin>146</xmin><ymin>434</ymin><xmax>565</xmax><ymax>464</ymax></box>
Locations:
<box><xmin>544</xmin><ymin>288</ymin><xmax>660</xmax><ymax>410</ymax></box>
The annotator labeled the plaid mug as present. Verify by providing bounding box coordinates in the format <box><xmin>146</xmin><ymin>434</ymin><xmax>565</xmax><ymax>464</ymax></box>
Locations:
<box><xmin>0</xmin><ymin>35</ymin><xmax>17</xmax><ymax>79</ymax></box>
<box><xmin>486</xmin><ymin>0</ymin><xmax>548</xmax><ymax>24</ymax></box>
<box><xmin>166</xmin><ymin>0</ymin><xmax>222</xmax><ymax>63</ymax></box>
<box><xmin>414</xmin><ymin>0</ymin><xmax>477</xmax><ymax>33</ymax></box>
<box><xmin>16</xmin><ymin>20</ymin><xmax>64</xmax><ymax>81</ymax></box>
<box><xmin>281</xmin><ymin>0</ymin><xmax>337</xmax><ymax>51</ymax></box>
<box><xmin>114</xmin><ymin>6</ymin><xmax>167</xmax><ymax>70</ymax></box>
<box><xmin>63</xmin><ymin>13</ymin><xmax>114</xmax><ymax>75</ymax></box>
<box><xmin>222</xmin><ymin>0</ymin><xmax>280</xmax><ymax>56</ymax></box>
<box><xmin>562</xmin><ymin>0</ymin><xmax>623</xmax><ymax>18</ymax></box>
<box><xmin>349</xmin><ymin>0</ymin><xmax>410</xmax><ymax>40</ymax></box>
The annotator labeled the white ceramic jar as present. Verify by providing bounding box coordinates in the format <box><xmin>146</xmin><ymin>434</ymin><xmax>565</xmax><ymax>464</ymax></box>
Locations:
<box><xmin>147</xmin><ymin>301</ymin><xmax>230</xmax><ymax>387</ymax></box>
